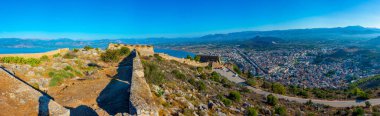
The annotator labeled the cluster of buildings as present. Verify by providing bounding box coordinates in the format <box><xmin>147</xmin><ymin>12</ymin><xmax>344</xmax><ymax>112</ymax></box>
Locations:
<box><xmin>189</xmin><ymin>45</ymin><xmax>379</xmax><ymax>88</ymax></box>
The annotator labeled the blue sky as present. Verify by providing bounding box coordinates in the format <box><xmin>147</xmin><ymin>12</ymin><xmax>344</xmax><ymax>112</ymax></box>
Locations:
<box><xmin>0</xmin><ymin>0</ymin><xmax>379</xmax><ymax>39</ymax></box>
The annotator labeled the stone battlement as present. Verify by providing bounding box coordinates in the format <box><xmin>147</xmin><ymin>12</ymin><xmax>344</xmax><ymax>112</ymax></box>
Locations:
<box><xmin>108</xmin><ymin>43</ymin><xmax>154</xmax><ymax>56</ymax></box>
<box><xmin>0</xmin><ymin>48</ymin><xmax>69</xmax><ymax>58</ymax></box>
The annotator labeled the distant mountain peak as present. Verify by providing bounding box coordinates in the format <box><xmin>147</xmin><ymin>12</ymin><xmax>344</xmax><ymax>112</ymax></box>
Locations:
<box><xmin>343</xmin><ymin>25</ymin><xmax>365</xmax><ymax>29</ymax></box>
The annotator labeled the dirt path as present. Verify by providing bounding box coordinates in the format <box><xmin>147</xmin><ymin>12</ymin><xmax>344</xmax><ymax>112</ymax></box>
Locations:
<box><xmin>214</xmin><ymin>68</ymin><xmax>380</xmax><ymax>107</ymax></box>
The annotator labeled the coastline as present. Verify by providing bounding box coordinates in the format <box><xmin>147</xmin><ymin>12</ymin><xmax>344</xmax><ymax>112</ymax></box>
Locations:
<box><xmin>0</xmin><ymin>48</ymin><xmax>69</xmax><ymax>58</ymax></box>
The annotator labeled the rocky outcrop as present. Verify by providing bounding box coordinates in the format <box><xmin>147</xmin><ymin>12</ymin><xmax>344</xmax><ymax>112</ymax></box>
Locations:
<box><xmin>0</xmin><ymin>67</ymin><xmax>70</xmax><ymax>116</ymax></box>
<box><xmin>129</xmin><ymin>51</ymin><xmax>158</xmax><ymax>116</ymax></box>
<box><xmin>0</xmin><ymin>48</ymin><xmax>69</xmax><ymax>58</ymax></box>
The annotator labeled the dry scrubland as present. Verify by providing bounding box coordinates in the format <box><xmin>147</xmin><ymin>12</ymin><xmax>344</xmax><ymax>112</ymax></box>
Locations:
<box><xmin>141</xmin><ymin>55</ymin><xmax>380</xmax><ymax>115</ymax></box>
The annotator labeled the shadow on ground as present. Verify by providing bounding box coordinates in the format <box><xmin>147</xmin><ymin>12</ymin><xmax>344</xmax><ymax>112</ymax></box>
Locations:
<box><xmin>96</xmin><ymin>51</ymin><xmax>137</xmax><ymax>115</ymax></box>
<box><xmin>38</xmin><ymin>95</ymin><xmax>50</xmax><ymax>116</ymax></box>
<box><xmin>67</xmin><ymin>105</ymin><xmax>98</xmax><ymax>116</ymax></box>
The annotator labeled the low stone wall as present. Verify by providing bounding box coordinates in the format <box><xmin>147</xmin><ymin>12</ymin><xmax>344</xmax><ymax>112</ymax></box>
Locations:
<box><xmin>0</xmin><ymin>48</ymin><xmax>69</xmax><ymax>58</ymax></box>
<box><xmin>108</xmin><ymin>43</ymin><xmax>154</xmax><ymax>56</ymax></box>
<box><xmin>129</xmin><ymin>51</ymin><xmax>158</xmax><ymax>116</ymax></box>
<box><xmin>158</xmin><ymin>53</ymin><xmax>209</xmax><ymax>67</ymax></box>
<box><xmin>0</xmin><ymin>67</ymin><xmax>70</xmax><ymax>115</ymax></box>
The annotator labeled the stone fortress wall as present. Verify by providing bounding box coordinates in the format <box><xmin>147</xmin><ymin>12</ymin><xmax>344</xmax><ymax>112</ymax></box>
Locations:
<box><xmin>157</xmin><ymin>53</ymin><xmax>209</xmax><ymax>67</ymax></box>
<box><xmin>108</xmin><ymin>43</ymin><xmax>154</xmax><ymax>56</ymax></box>
<box><xmin>0</xmin><ymin>48</ymin><xmax>69</xmax><ymax>58</ymax></box>
<box><xmin>0</xmin><ymin>67</ymin><xmax>70</xmax><ymax>115</ymax></box>
<box><xmin>129</xmin><ymin>50</ymin><xmax>158</xmax><ymax>116</ymax></box>
<box><xmin>109</xmin><ymin>43</ymin><xmax>209</xmax><ymax>67</ymax></box>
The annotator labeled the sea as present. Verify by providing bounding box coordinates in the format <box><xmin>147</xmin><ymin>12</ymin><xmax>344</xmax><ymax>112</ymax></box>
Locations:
<box><xmin>0</xmin><ymin>47</ymin><xmax>195</xmax><ymax>58</ymax></box>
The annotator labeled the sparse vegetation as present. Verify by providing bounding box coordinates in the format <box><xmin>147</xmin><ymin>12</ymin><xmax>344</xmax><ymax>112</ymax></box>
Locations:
<box><xmin>53</xmin><ymin>53</ymin><xmax>61</xmax><ymax>57</ymax></box>
<box><xmin>142</xmin><ymin>61</ymin><xmax>166</xmax><ymax>85</ymax></box>
<box><xmin>267</xmin><ymin>94</ymin><xmax>278</xmax><ymax>106</ymax></box>
<box><xmin>83</xmin><ymin>45</ymin><xmax>93</xmax><ymax>51</ymax></box>
<box><xmin>172</xmin><ymin>70</ymin><xmax>186</xmax><ymax>81</ymax></box>
<box><xmin>0</xmin><ymin>56</ymin><xmax>41</xmax><ymax>66</ymax></box>
<box><xmin>246</xmin><ymin>78</ymin><xmax>257</xmax><ymax>86</ymax></box>
<box><xmin>233</xmin><ymin>65</ymin><xmax>242</xmax><ymax>75</ymax></box>
<box><xmin>274</xmin><ymin>106</ymin><xmax>287</xmax><ymax>116</ymax></box>
<box><xmin>228</xmin><ymin>91</ymin><xmax>241</xmax><ymax>102</ymax></box>
<box><xmin>40</xmin><ymin>55</ymin><xmax>49</xmax><ymax>61</ymax></box>
<box><xmin>48</xmin><ymin>70</ymin><xmax>75</xmax><ymax>86</ymax></box>
<box><xmin>100</xmin><ymin>47</ymin><xmax>131</xmax><ymax>62</ymax></box>
<box><xmin>63</xmin><ymin>52</ymin><xmax>76</xmax><ymax>59</ymax></box>
<box><xmin>272</xmin><ymin>82</ymin><xmax>286</xmax><ymax>95</ymax></box>
<box><xmin>246</xmin><ymin>107</ymin><xmax>258</xmax><ymax>116</ymax></box>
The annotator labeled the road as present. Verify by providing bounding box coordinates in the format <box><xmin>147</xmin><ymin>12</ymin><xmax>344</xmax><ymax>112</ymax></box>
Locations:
<box><xmin>234</xmin><ymin>48</ymin><xmax>267</xmax><ymax>74</ymax></box>
<box><xmin>214</xmin><ymin>68</ymin><xmax>380</xmax><ymax>107</ymax></box>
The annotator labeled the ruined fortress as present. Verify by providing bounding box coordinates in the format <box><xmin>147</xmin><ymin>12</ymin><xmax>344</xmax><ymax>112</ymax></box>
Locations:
<box><xmin>0</xmin><ymin>44</ymin><xmax>211</xmax><ymax>115</ymax></box>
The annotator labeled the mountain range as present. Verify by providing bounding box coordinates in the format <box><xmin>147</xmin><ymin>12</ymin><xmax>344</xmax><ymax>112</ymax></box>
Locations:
<box><xmin>1</xmin><ymin>26</ymin><xmax>380</xmax><ymax>49</ymax></box>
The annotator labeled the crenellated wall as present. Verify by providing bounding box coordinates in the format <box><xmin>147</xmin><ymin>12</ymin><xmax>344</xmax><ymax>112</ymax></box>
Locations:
<box><xmin>0</xmin><ymin>48</ymin><xmax>69</xmax><ymax>58</ymax></box>
<box><xmin>129</xmin><ymin>51</ymin><xmax>158</xmax><ymax>116</ymax></box>
<box><xmin>108</xmin><ymin>43</ymin><xmax>154</xmax><ymax>56</ymax></box>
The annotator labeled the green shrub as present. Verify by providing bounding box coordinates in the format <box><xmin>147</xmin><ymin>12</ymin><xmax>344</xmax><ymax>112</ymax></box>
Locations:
<box><xmin>172</xmin><ymin>70</ymin><xmax>186</xmax><ymax>81</ymax></box>
<box><xmin>221</xmin><ymin>97</ymin><xmax>232</xmax><ymax>106</ymax></box>
<box><xmin>40</xmin><ymin>55</ymin><xmax>49</xmax><ymax>61</ymax></box>
<box><xmin>352</xmin><ymin>107</ymin><xmax>364</xmax><ymax>116</ymax></box>
<box><xmin>100</xmin><ymin>48</ymin><xmax>131</xmax><ymax>62</ymax></box>
<box><xmin>246</xmin><ymin>79</ymin><xmax>257</xmax><ymax>86</ymax></box>
<box><xmin>101</xmin><ymin>49</ymin><xmax>121</xmax><ymax>62</ymax></box>
<box><xmin>233</xmin><ymin>65</ymin><xmax>242</xmax><ymax>75</ymax></box>
<box><xmin>200</xmin><ymin>73</ymin><xmax>207</xmax><ymax>79</ymax></box>
<box><xmin>267</xmin><ymin>94</ymin><xmax>278</xmax><ymax>106</ymax></box>
<box><xmin>143</xmin><ymin>61</ymin><xmax>166</xmax><ymax>85</ymax></box>
<box><xmin>48</xmin><ymin>70</ymin><xmax>75</xmax><ymax>86</ymax></box>
<box><xmin>188</xmin><ymin>78</ymin><xmax>196</xmax><ymax>85</ymax></box>
<box><xmin>63</xmin><ymin>52</ymin><xmax>76</xmax><ymax>59</ymax></box>
<box><xmin>272</xmin><ymin>82</ymin><xmax>286</xmax><ymax>95</ymax></box>
<box><xmin>365</xmin><ymin>101</ymin><xmax>371</xmax><ymax>108</ymax></box>
<box><xmin>154</xmin><ymin>54</ymin><xmax>163</xmax><ymax>61</ymax></box>
<box><xmin>186</xmin><ymin>55</ymin><xmax>193</xmax><ymax>60</ymax></box>
<box><xmin>156</xmin><ymin>88</ymin><xmax>165</xmax><ymax>97</ymax></box>
<box><xmin>0</xmin><ymin>56</ymin><xmax>41</xmax><ymax>66</ymax></box>
<box><xmin>53</xmin><ymin>53</ymin><xmax>61</xmax><ymax>57</ymax></box>
<box><xmin>228</xmin><ymin>91</ymin><xmax>241</xmax><ymax>102</ymax></box>
<box><xmin>84</xmin><ymin>46</ymin><xmax>93</xmax><ymax>51</ymax></box>
<box><xmin>262</xmin><ymin>81</ymin><xmax>272</xmax><ymax>89</ymax></box>
<box><xmin>64</xmin><ymin>66</ymin><xmax>83</xmax><ymax>77</ymax></box>
<box><xmin>196</xmin><ymin>81</ymin><xmax>206</xmax><ymax>91</ymax></box>
<box><xmin>240</xmin><ymin>87</ymin><xmax>251</xmax><ymax>93</ymax></box>
<box><xmin>194</xmin><ymin>55</ymin><xmax>201</xmax><ymax>62</ymax></box>
<box><xmin>210</xmin><ymin>71</ymin><xmax>221</xmax><ymax>82</ymax></box>
<box><xmin>247</xmin><ymin>107</ymin><xmax>258</xmax><ymax>116</ymax></box>
<box><xmin>275</xmin><ymin>106</ymin><xmax>287</xmax><ymax>116</ymax></box>
<box><xmin>118</xmin><ymin>47</ymin><xmax>130</xmax><ymax>56</ymax></box>
<box><xmin>73</xmin><ymin>48</ymin><xmax>79</xmax><ymax>52</ymax></box>
<box><xmin>351</xmin><ymin>87</ymin><xmax>370</xmax><ymax>100</ymax></box>
<box><xmin>196</xmin><ymin>67</ymin><xmax>203</xmax><ymax>72</ymax></box>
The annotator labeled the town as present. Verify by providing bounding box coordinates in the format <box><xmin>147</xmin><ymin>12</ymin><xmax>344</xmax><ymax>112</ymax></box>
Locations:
<box><xmin>171</xmin><ymin>44</ymin><xmax>380</xmax><ymax>88</ymax></box>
